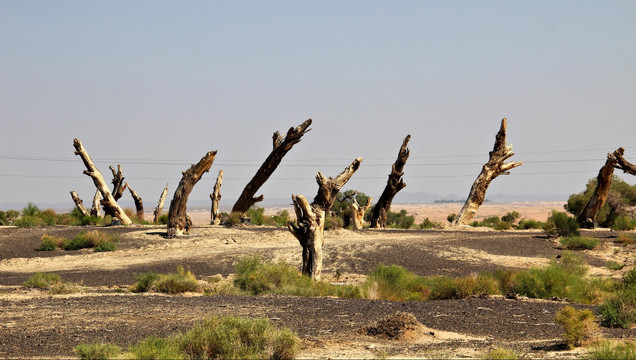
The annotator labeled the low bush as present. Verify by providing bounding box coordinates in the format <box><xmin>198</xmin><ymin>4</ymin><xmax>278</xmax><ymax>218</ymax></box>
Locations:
<box><xmin>73</xmin><ymin>342</ymin><xmax>120</xmax><ymax>360</ymax></box>
<box><xmin>324</xmin><ymin>215</ymin><xmax>344</xmax><ymax>230</ymax></box>
<box><xmin>153</xmin><ymin>266</ymin><xmax>200</xmax><ymax>294</ymax></box>
<box><xmin>560</xmin><ymin>236</ymin><xmax>599</xmax><ymax>250</ymax></box>
<box><xmin>482</xmin><ymin>348</ymin><xmax>520</xmax><ymax>360</ymax></box>
<box><xmin>517</xmin><ymin>218</ymin><xmax>544</xmax><ymax>229</ymax></box>
<box><xmin>38</xmin><ymin>234</ymin><xmax>64</xmax><ymax>251</ymax></box>
<box><xmin>543</xmin><ymin>210</ymin><xmax>580</xmax><ymax>237</ymax></box>
<box><xmin>419</xmin><ymin>218</ymin><xmax>440</xmax><ymax>229</ymax></box>
<box><xmin>129</xmin><ymin>272</ymin><xmax>158</xmax><ymax>293</ymax></box>
<box><xmin>447</xmin><ymin>213</ymin><xmax>456</xmax><ymax>223</ymax></box>
<box><xmin>606</xmin><ymin>261</ymin><xmax>625</xmax><ymax>270</ymax></box>
<box><xmin>624</xmin><ymin>267</ymin><xmax>636</xmax><ymax>286</ymax></box>
<box><xmin>611</xmin><ymin>215</ymin><xmax>636</xmax><ymax>231</ymax></box>
<box><xmin>128</xmin><ymin>336</ymin><xmax>182</xmax><ymax>359</ymax></box>
<box><xmin>363</xmin><ymin>264</ymin><xmax>429</xmax><ymax>301</ymax></box>
<box><xmin>555</xmin><ymin>306</ymin><xmax>598</xmax><ymax>348</ymax></box>
<box><xmin>426</xmin><ymin>273</ymin><xmax>500</xmax><ymax>300</ymax></box>
<box><xmin>61</xmin><ymin>230</ymin><xmax>119</xmax><ymax>252</ymax></box>
<box><xmin>599</xmin><ymin>286</ymin><xmax>636</xmax><ymax>328</ymax></box>
<box><xmin>271</xmin><ymin>210</ymin><xmax>290</xmax><ymax>227</ymax></box>
<box><xmin>156</xmin><ymin>213</ymin><xmax>169</xmax><ymax>225</ymax></box>
<box><xmin>225</xmin><ymin>212</ymin><xmax>243</xmax><ymax>226</ymax></box>
<box><xmin>23</xmin><ymin>272</ymin><xmax>62</xmax><ymax>289</ymax></box>
<box><xmin>588</xmin><ymin>340</ymin><xmax>636</xmax><ymax>360</ymax></box>
<box><xmin>615</xmin><ymin>233</ymin><xmax>635</xmax><ymax>245</ymax></box>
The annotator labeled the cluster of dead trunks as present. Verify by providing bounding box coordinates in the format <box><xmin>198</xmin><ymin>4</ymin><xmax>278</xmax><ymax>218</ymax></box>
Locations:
<box><xmin>71</xmin><ymin>118</ymin><xmax>634</xmax><ymax>280</ymax></box>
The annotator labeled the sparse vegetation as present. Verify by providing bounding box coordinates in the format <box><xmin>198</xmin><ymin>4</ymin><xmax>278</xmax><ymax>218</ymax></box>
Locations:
<box><xmin>555</xmin><ymin>306</ymin><xmax>598</xmax><ymax>348</ymax></box>
<box><xmin>482</xmin><ymin>348</ymin><xmax>520</xmax><ymax>360</ymax></box>
<box><xmin>23</xmin><ymin>272</ymin><xmax>81</xmax><ymax>294</ymax></box>
<box><xmin>543</xmin><ymin>210</ymin><xmax>580</xmax><ymax>237</ymax></box>
<box><xmin>517</xmin><ymin>218</ymin><xmax>544</xmax><ymax>229</ymax></box>
<box><xmin>566</xmin><ymin>176</ymin><xmax>636</xmax><ymax>228</ymax></box>
<box><xmin>588</xmin><ymin>340</ymin><xmax>636</xmax><ymax>360</ymax></box>
<box><xmin>58</xmin><ymin>230</ymin><xmax>119</xmax><ymax>252</ymax></box>
<box><xmin>73</xmin><ymin>342</ymin><xmax>121</xmax><ymax>360</ymax></box>
<box><xmin>599</xmin><ymin>268</ymin><xmax>636</xmax><ymax>328</ymax></box>
<box><xmin>129</xmin><ymin>272</ymin><xmax>158</xmax><ymax>293</ymax></box>
<box><xmin>606</xmin><ymin>260</ymin><xmax>625</xmax><ymax>270</ymax></box>
<box><xmin>560</xmin><ymin>235</ymin><xmax>599</xmax><ymax>250</ymax></box>
<box><xmin>419</xmin><ymin>217</ymin><xmax>440</xmax><ymax>229</ymax></box>
<box><xmin>129</xmin><ymin>266</ymin><xmax>200</xmax><ymax>294</ymax></box>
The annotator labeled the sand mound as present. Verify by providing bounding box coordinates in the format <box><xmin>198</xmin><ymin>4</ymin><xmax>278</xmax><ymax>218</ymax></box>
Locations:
<box><xmin>359</xmin><ymin>311</ymin><xmax>425</xmax><ymax>340</ymax></box>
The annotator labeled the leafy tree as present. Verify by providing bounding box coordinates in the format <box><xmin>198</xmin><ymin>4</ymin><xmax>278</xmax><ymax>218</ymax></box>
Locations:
<box><xmin>566</xmin><ymin>176</ymin><xmax>636</xmax><ymax>228</ymax></box>
<box><xmin>331</xmin><ymin>189</ymin><xmax>370</xmax><ymax>228</ymax></box>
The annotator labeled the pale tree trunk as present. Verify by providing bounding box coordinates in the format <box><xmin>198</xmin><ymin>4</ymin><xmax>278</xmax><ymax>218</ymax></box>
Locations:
<box><xmin>452</xmin><ymin>118</ymin><xmax>523</xmax><ymax>226</ymax></box>
<box><xmin>288</xmin><ymin>158</ymin><xmax>362</xmax><ymax>280</ymax></box>
<box><xmin>109</xmin><ymin>165</ymin><xmax>127</xmax><ymax>201</ymax></box>
<box><xmin>73</xmin><ymin>138</ymin><xmax>132</xmax><ymax>225</ymax></box>
<box><xmin>128</xmin><ymin>186</ymin><xmax>144</xmax><ymax>221</ymax></box>
<box><xmin>90</xmin><ymin>190</ymin><xmax>101</xmax><ymax>217</ymax></box>
<box><xmin>351</xmin><ymin>196</ymin><xmax>372</xmax><ymax>230</ymax></box>
<box><xmin>167</xmin><ymin>151</ymin><xmax>217</xmax><ymax>237</ymax></box>
<box><xmin>371</xmin><ymin>135</ymin><xmax>411</xmax><ymax>228</ymax></box>
<box><xmin>70</xmin><ymin>191</ymin><xmax>90</xmax><ymax>217</ymax></box>
<box><xmin>153</xmin><ymin>183</ymin><xmax>169</xmax><ymax>224</ymax></box>
<box><xmin>229</xmin><ymin>119</ymin><xmax>312</xmax><ymax>219</ymax></box>
<box><xmin>577</xmin><ymin>147</ymin><xmax>636</xmax><ymax>228</ymax></box>
<box><xmin>210</xmin><ymin>170</ymin><xmax>223</xmax><ymax>225</ymax></box>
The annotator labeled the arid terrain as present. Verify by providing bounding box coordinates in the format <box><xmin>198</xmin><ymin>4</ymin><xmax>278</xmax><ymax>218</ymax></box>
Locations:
<box><xmin>1</xmin><ymin>202</ymin><xmax>635</xmax><ymax>359</ymax></box>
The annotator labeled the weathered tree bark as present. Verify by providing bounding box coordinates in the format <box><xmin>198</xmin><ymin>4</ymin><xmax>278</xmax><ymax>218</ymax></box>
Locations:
<box><xmin>229</xmin><ymin>119</ymin><xmax>312</xmax><ymax>219</ymax></box>
<box><xmin>109</xmin><ymin>165</ymin><xmax>127</xmax><ymax>201</ymax></box>
<box><xmin>371</xmin><ymin>135</ymin><xmax>411</xmax><ymax>228</ymax></box>
<box><xmin>153</xmin><ymin>183</ymin><xmax>169</xmax><ymax>223</ymax></box>
<box><xmin>90</xmin><ymin>190</ymin><xmax>101</xmax><ymax>217</ymax></box>
<box><xmin>210</xmin><ymin>170</ymin><xmax>223</xmax><ymax>225</ymax></box>
<box><xmin>73</xmin><ymin>138</ymin><xmax>132</xmax><ymax>225</ymax></box>
<box><xmin>167</xmin><ymin>151</ymin><xmax>217</xmax><ymax>237</ymax></box>
<box><xmin>70</xmin><ymin>191</ymin><xmax>90</xmax><ymax>217</ymax></box>
<box><xmin>351</xmin><ymin>196</ymin><xmax>372</xmax><ymax>230</ymax></box>
<box><xmin>128</xmin><ymin>186</ymin><xmax>144</xmax><ymax>221</ymax></box>
<box><xmin>577</xmin><ymin>147</ymin><xmax>636</xmax><ymax>228</ymax></box>
<box><xmin>288</xmin><ymin>158</ymin><xmax>362</xmax><ymax>280</ymax></box>
<box><xmin>452</xmin><ymin>119</ymin><xmax>523</xmax><ymax>226</ymax></box>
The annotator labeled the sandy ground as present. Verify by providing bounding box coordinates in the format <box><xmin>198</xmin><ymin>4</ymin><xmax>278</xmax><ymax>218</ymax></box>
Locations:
<box><xmin>1</xmin><ymin>217</ymin><xmax>635</xmax><ymax>358</ymax></box>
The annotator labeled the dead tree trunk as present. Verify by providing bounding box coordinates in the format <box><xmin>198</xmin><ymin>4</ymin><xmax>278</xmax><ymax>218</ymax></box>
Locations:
<box><xmin>229</xmin><ymin>119</ymin><xmax>312</xmax><ymax>218</ymax></box>
<box><xmin>452</xmin><ymin>118</ymin><xmax>523</xmax><ymax>226</ymax></box>
<box><xmin>90</xmin><ymin>190</ymin><xmax>101</xmax><ymax>217</ymax></box>
<box><xmin>167</xmin><ymin>151</ymin><xmax>217</xmax><ymax>237</ymax></box>
<box><xmin>73</xmin><ymin>139</ymin><xmax>132</xmax><ymax>225</ymax></box>
<box><xmin>210</xmin><ymin>170</ymin><xmax>223</xmax><ymax>225</ymax></box>
<box><xmin>371</xmin><ymin>135</ymin><xmax>411</xmax><ymax>228</ymax></box>
<box><xmin>153</xmin><ymin>183</ymin><xmax>169</xmax><ymax>224</ymax></box>
<box><xmin>128</xmin><ymin>186</ymin><xmax>144</xmax><ymax>221</ymax></box>
<box><xmin>109</xmin><ymin>165</ymin><xmax>127</xmax><ymax>201</ymax></box>
<box><xmin>351</xmin><ymin>196</ymin><xmax>372</xmax><ymax>230</ymax></box>
<box><xmin>70</xmin><ymin>191</ymin><xmax>90</xmax><ymax>217</ymax></box>
<box><xmin>288</xmin><ymin>158</ymin><xmax>362</xmax><ymax>280</ymax></box>
<box><xmin>577</xmin><ymin>147</ymin><xmax>636</xmax><ymax>228</ymax></box>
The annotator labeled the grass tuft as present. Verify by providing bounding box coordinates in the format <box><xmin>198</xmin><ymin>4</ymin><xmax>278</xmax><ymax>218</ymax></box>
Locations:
<box><xmin>560</xmin><ymin>236</ymin><xmax>599</xmax><ymax>250</ymax></box>
<box><xmin>73</xmin><ymin>342</ymin><xmax>120</xmax><ymax>360</ymax></box>
<box><xmin>23</xmin><ymin>272</ymin><xmax>61</xmax><ymax>289</ymax></box>
<box><xmin>130</xmin><ymin>267</ymin><xmax>199</xmax><ymax>294</ymax></box>
<box><xmin>588</xmin><ymin>340</ymin><xmax>636</xmax><ymax>360</ymax></box>
<box><xmin>481</xmin><ymin>348</ymin><xmax>520</xmax><ymax>360</ymax></box>
<box><xmin>555</xmin><ymin>306</ymin><xmax>598</xmax><ymax>348</ymax></box>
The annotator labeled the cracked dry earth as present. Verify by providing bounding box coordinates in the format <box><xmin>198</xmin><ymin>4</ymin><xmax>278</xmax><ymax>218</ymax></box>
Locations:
<box><xmin>1</xmin><ymin>225</ymin><xmax>635</xmax><ymax>359</ymax></box>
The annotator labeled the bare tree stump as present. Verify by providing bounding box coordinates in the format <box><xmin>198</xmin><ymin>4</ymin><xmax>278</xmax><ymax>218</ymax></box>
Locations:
<box><xmin>288</xmin><ymin>158</ymin><xmax>362</xmax><ymax>280</ymax></box>
<box><xmin>128</xmin><ymin>186</ymin><xmax>144</xmax><ymax>221</ymax></box>
<box><xmin>90</xmin><ymin>190</ymin><xmax>101</xmax><ymax>217</ymax></box>
<box><xmin>167</xmin><ymin>151</ymin><xmax>217</xmax><ymax>237</ymax></box>
<box><xmin>229</xmin><ymin>119</ymin><xmax>312</xmax><ymax>219</ymax></box>
<box><xmin>73</xmin><ymin>138</ymin><xmax>132</xmax><ymax>225</ymax></box>
<box><xmin>153</xmin><ymin>183</ymin><xmax>169</xmax><ymax>224</ymax></box>
<box><xmin>352</xmin><ymin>196</ymin><xmax>372</xmax><ymax>230</ymax></box>
<box><xmin>577</xmin><ymin>147</ymin><xmax>636</xmax><ymax>228</ymax></box>
<box><xmin>371</xmin><ymin>135</ymin><xmax>411</xmax><ymax>228</ymax></box>
<box><xmin>70</xmin><ymin>191</ymin><xmax>90</xmax><ymax>217</ymax></box>
<box><xmin>210</xmin><ymin>170</ymin><xmax>223</xmax><ymax>225</ymax></box>
<box><xmin>452</xmin><ymin>119</ymin><xmax>523</xmax><ymax>226</ymax></box>
<box><xmin>109</xmin><ymin>165</ymin><xmax>127</xmax><ymax>201</ymax></box>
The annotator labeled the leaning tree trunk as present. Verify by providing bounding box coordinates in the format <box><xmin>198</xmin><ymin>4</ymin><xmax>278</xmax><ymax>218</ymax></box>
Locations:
<box><xmin>73</xmin><ymin>138</ymin><xmax>132</xmax><ymax>225</ymax></box>
<box><xmin>452</xmin><ymin>118</ymin><xmax>523</xmax><ymax>226</ymax></box>
<box><xmin>288</xmin><ymin>158</ymin><xmax>362</xmax><ymax>280</ymax></box>
<box><xmin>371</xmin><ymin>135</ymin><xmax>411</xmax><ymax>228</ymax></box>
<box><xmin>577</xmin><ymin>147</ymin><xmax>636</xmax><ymax>228</ymax></box>
<box><xmin>210</xmin><ymin>170</ymin><xmax>223</xmax><ymax>225</ymax></box>
<box><xmin>109</xmin><ymin>165</ymin><xmax>127</xmax><ymax>201</ymax></box>
<box><xmin>153</xmin><ymin>183</ymin><xmax>169</xmax><ymax>223</ymax></box>
<box><xmin>70</xmin><ymin>191</ymin><xmax>90</xmax><ymax>217</ymax></box>
<box><xmin>90</xmin><ymin>189</ymin><xmax>101</xmax><ymax>217</ymax></box>
<box><xmin>351</xmin><ymin>197</ymin><xmax>372</xmax><ymax>230</ymax></box>
<box><xmin>128</xmin><ymin>186</ymin><xmax>144</xmax><ymax>221</ymax></box>
<box><xmin>229</xmin><ymin>119</ymin><xmax>312</xmax><ymax>219</ymax></box>
<box><xmin>167</xmin><ymin>151</ymin><xmax>217</xmax><ymax>237</ymax></box>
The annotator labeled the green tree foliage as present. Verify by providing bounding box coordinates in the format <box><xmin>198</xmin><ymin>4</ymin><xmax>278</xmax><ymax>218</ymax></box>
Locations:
<box><xmin>331</xmin><ymin>189</ymin><xmax>370</xmax><ymax>228</ymax></box>
<box><xmin>566</xmin><ymin>176</ymin><xmax>636</xmax><ymax>228</ymax></box>
<box><xmin>543</xmin><ymin>210</ymin><xmax>580</xmax><ymax>237</ymax></box>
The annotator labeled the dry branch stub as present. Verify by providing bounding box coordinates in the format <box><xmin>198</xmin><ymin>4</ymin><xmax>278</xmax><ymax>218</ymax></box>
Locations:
<box><xmin>288</xmin><ymin>157</ymin><xmax>362</xmax><ymax>280</ymax></box>
<box><xmin>371</xmin><ymin>134</ymin><xmax>411</xmax><ymax>228</ymax></box>
<box><xmin>72</xmin><ymin>138</ymin><xmax>132</xmax><ymax>225</ymax></box>
<box><xmin>229</xmin><ymin>119</ymin><xmax>312</xmax><ymax>219</ymax></box>
<box><xmin>452</xmin><ymin>119</ymin><xmax>522</xmax><ymax>226</ymax></box>
<box><xmin>210</xmin><ymin>170</ymin><xmax>223</xmax><ymax>225</ymax></box>
<box><xmin>109</xmin><ymin>165</ymin><xmax>127</xmax><ymax>201</ymax></box>
<box><xmin>128</xmin><ymin>186</ymin><xmax>144</xmax><ymax>221</ymax></box>
<box><xmin>153</xmin><ymin>183</ymin><xmax>169</xmax><ymax>224</ymax></box>
<box><xmin>69</xmin><ymin>191</ymin><xmax>90</xmax><ymax>217</ymax></box>
<box><xmin>167</xmin><ymin>151</ymin><xmax>217</xmax><ymax>237</ymax></box>
<box><xmin>90</xmin><ymin>189</ymin><xmax>101</xmax><ymax>217</ymax></box>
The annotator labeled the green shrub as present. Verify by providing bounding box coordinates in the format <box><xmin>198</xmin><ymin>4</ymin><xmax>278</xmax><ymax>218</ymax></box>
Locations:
<box><xmin>482</xmin><ymin>348</ymin><xmax>519</xmax><ymax>360</ymax></box>
<box><xmin>363</xmin><ymin>264</ymin><xmax>429</xmax><ymax>301</ymax></box>
<box><xmin>517</xmin><ymin>218</ymin><xmax>544</xmax><ymax>229</ymax></box>
<box><xmin>624</xmin><ymin>267</ymin><xmax>636</xmax><ymax>286</ymax></box>
<box><xmin>324</xmin><ymin>215</ymin><xmax>344</xmax><ymax>230</ymax></box>
<box><xmin>62</xmin><ymin>230</ymin><xmax>119</xmax><ymax>252</ymax></box>
<box><xmin>38</xmin><ymin>234</ymin><xmax>63</xmax><ymax>251</ymax></box>
<box><xmin>129</xmin><ymin>336</ymin><xmax>182</xmax><ymax>360</ymax></box>
<box><xmin>245</xmin><ymin>207</ymin><xmax>266</xmax><ymax>225</ymax></box>
<box><xmin>419</xmin><ymin>218</ymin><xmax>440</xmax><ymax>229</ymax></box>
<box><xmin>447</xmin><ymin>213</ymin><xmax>456</xmax><ymax>223</ymax></box>
<box><xmin>566</xmin><ymin>176</ymin><xmax>636</xmax><ymax>228</ymax></box>
<box><xmin>427</xmin><ymin>273</ymin><xmax>500</xmax><ymax>300</ymax></box>
<box><xmin>560</xmin><ymin>236</ymin><xmax>599</xmax><ymax>250</ymax></box>
<box><xmin>555</xmin><ymin>306</ymin><xmax>598</xmax><ymax>348</ymax></box>
<box><xmin>606</xmin><ymin>261</ymin><xmax>625</xmax><ymax>270</ymax></box>
<box><xmin>588</xmin><ymin>340</ymin><xmax>636</xmax><ymax>360</ymax></box>
<box><xmin>225</xmin><ymin>212</ymin><xmax>243</xmax><ymax>226</ymax></box>
<box><xmin>494</xmin><ymin>221</ymin><xmax>512</xmax><ymax>230</ymax></box>
<box><xmin>153</xmin><ymin>266</ymin><xmax>200</xmax><ymax>294</ymax></box>
<box><xmin>471</xmin><ymin>216</ymin><xmax>501</xmax><ymax>228</ymax></box>
<box><xmin>177</xmin><ymin>316</ymin><xmax>298</xmax><ymax>360</ymax></box>
<box><xmin>157</xmin><ymin>213</ymin><xmax>169</xmax><ymax>225</ymax></box>
<box><xmin>501</xmin><ymin>211</ymin><xmax>521</xmax><ymax>224</ymax></box>
<box><xmin>599</xmin><ymin>286</ymin><xmax>636</xmax><ymax>328</ymax></box>
<box><xmin>73</xmin><ymin>342</ymin><xmax>120</xmax><ymax>360</ymax></box>
<box><xmin>271</xmin><ymin>210</ymin><xmax>290</xmax><ymax>227</ymax></box>
<box><xmin>386</xmin><ymin>209</ymin><xmax>415</xmax><ymax>229</ymax></box>
<box><xmin>23</xmin><ymin>272</ymin><xmax>62</xmax><ymax>289</ymax></box>
<box><xmin>543</xmin><ymin>210</ymin><xmax>580</xmax><ymax>237</ymax></box>
<box><xmin>13</xmin><ymin>215</ymin><xmax>42</xmax><ymax>228</ymax></box>
<box><xmin>22</xmin><ymin>202</ymin><xmax>40</xmax><ymax>217</ymax></box>
<box><xmin>612</xmin><ymin>215</ymin><xmax>636</xmax><ymax>231</ymax></box>
<box><xmin>615</xmin><ymin>233</ymin><xmax>635</xmax><ymax>245</ymax></box>
<box><xmin>130</xmin><ymin>272</ymin><xmax>159</xmax><ymax>293</ymax></box>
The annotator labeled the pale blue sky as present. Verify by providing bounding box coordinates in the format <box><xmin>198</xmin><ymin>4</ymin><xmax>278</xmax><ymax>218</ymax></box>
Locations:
<box><xmin>1</xmin><ymin>1</ymin><xmax>635</xmax><ymax>207</ymax></box>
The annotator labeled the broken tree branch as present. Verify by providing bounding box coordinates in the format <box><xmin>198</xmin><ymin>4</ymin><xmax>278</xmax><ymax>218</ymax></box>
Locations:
<box><xmin>210</xmin><ymin>170</ymin><xmax>223</xmax><ymax>225</ymax></box>
<box><xmin>70</xmin><ymin>191</ymin><xmax>90</xmax><ymax>217</ymax></box>
<box><xmin>128</xmin><ymin>185</ymin><xmax>144</xmax><ymax>221</ymax></box>
<box><xmin>153</xmin><ymin>183</ymin><xmax>169</xmax><ymax>224</ymax></box>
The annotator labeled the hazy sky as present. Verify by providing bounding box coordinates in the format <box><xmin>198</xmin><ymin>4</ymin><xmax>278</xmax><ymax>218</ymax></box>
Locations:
<box><xmin>1</xmin><ymin>1</ymin><xmax>635</xmax><ymax>208</ymax></box>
